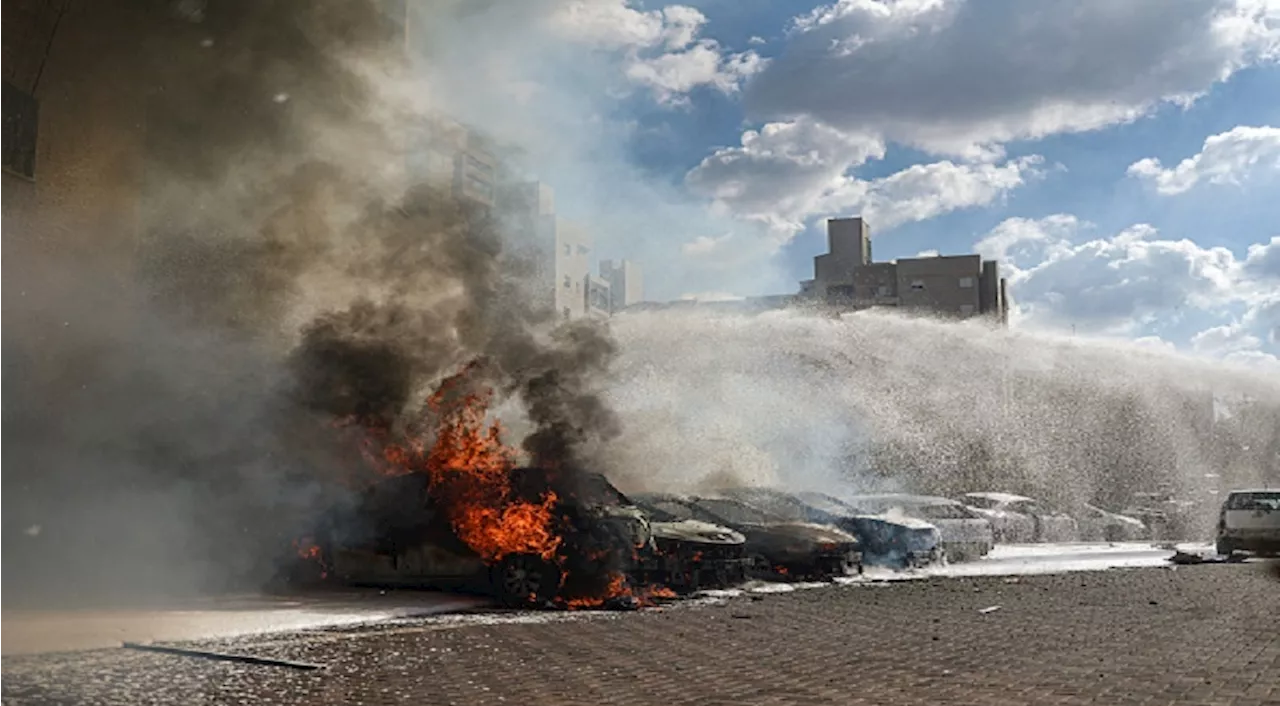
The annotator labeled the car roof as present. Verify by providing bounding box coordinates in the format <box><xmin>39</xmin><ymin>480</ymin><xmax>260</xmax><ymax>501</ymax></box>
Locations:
<box><xmin>963</xmin><ymin>491</ymin><xmax>1035</xmax><ymax>504</ymax></box>
<box><xmin>1225</xmin><ymin>488</ymin><xmax>1280</xmax><ymax>495</ymax></box>
<box><xmin>847</xmin><ymin>493</ymin><xmax>961</xmax><ymax>506</ymax></box>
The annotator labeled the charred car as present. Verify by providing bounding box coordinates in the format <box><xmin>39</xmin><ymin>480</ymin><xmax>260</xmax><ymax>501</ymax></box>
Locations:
<box><xmin>312</xmin><ymin>469</ymin><xmax>654</xmax><ymax>608</ymax></box>
<box><xmin>630</xmin><ymin>496</ymin><xmax>751</xmax><ymax>592</ymax></box>
<box><xmin>827</xmin><ymin>493</ymin><xmax>994</xmax><ymax>561</ymax></box>
<box><xmin>721</xmin><ymin>487</ymin><xmax>943</xmax><ymax>569</ymax></box>
<box><xmin>635</xmin><ymin>492</ymin><xmax>862</xmax><ymax>580</ymax></box>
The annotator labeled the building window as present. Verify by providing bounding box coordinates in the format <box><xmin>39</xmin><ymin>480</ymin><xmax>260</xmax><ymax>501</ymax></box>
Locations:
<box><xmin>563</xmin><ymin>307</ymin><xmax>571</xmax><ymax>320</ymax></box>
<box><xmin>959</xmin><ymin>276</ymin><xmax>974</xmax><ymax>288</ymax></box>
<box><xmin>577</xmin><ymin>244</ymin><xmax>590</xmax><ymax>255</ymax></box>
<box><xmin>876</xmin><ymin>285</ymin><xmax>891</xmax><ymax>297</ymax></box>
<box><xmin>564</xmin><ymin>244</ymin><xmax>571</xmax><ymax>256</ymax></box>
<box><xmin>959</xmin><ymin>304</ymin><xmax>975</xmax><ymax>316</ymax></box>
<box><xmin>910</xmin><ymin>280</ymin><xmax>925</xmax><ymax>290</ymax></box>
<box><xmin>563</xmin><ymin>275</ymin><xmax>571</xmax><ymax>288</ymax></box>
<box><xmin>2</xmin><ymin>81</ymin><xmax>40</xmax><ymax>179</ymax></box>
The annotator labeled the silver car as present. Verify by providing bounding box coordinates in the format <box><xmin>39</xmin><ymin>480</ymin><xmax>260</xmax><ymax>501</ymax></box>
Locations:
<box><xmin>958</xmin><ymin>492</ymin><xmax>1078</xmax><ymax>543</ymax></box>
<box><xmin>1077</xmin><ymin>504</ymin><xmax>1148</xmax><ymax>542</ymax></box>
<box><xmin>836</xmin><ymin>493</ymin><xmax>995</xmax><ymax>561</ymax></box>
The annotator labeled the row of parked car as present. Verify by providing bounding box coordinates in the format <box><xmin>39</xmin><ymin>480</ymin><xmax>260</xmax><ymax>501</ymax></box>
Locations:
<box><xmin>302</xmin><ymin>470</ymin><xmax>1158</xmax><ymax>608</ymax></box>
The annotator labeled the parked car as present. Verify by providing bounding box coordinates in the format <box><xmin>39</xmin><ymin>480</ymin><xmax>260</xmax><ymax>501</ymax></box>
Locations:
<box><xmin>1077</xmin><ymin>504</ymin><xmax>1148</xmax><ymax>542</ymax></box>
<box><xmin>630</xmin><ymin>497</ymin><xmax>752</xmax><ymax>593</ymax></box>
<box><xmin>830</xmin><ymin>493</ymin><xmax>994</xmax><ymax>561</ymax></box>
<box><xmin>1215</xmin><ymin>489</ymin><xmax>1280</xmax><ymax>557</ymax></box>
<box><xmin>316</xmin><ymin>469</ymin><xmax>654</xmax><ymax>608</ymax></box>
<box><xmin>1123</xmin><ymin>490</ymin><xmax>1199</xmax><ymax>541</ymax></box>
<box><xmin>634</xmin><ymin>492</ymin><xmax>862</xmax><ymax>580</ymax></box>
<box><xmin>958</xmin><ymin>492</ymin><xmax>1078</xmax><ymax>543</ymax></box>
<box><xmin>720</xmin><ymin>487</ymin><xmax>942</xmax><ymax>569</ymax></box>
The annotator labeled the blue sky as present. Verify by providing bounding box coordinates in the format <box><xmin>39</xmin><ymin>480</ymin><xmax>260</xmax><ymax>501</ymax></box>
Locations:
<box><xmin>418</xmin><ymin>0</ymin><xmax>1280</xmax><ymax>366</ymax></box>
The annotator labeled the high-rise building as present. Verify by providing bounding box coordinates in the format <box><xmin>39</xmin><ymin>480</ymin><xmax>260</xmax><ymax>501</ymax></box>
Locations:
<box><xmin>497</xmin><ymin>181</ymin><xmax>600</xmax><ymax>320</ymax></box>
<box><xmin>803</xmin><ymin>217</ymin><xmax>1008</xmax><ymax>324</ymax></box>
<box><xmin>599</xmin><ymin>259</ymin><xmax>643</xmax><ymax>313</ymax></box>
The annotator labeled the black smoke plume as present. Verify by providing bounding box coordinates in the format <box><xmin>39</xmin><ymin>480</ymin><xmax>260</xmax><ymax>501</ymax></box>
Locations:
<box><xmin>2</xmin><ymin>0</ymin><xmax>618</xmax><ymax>608</ymax></box>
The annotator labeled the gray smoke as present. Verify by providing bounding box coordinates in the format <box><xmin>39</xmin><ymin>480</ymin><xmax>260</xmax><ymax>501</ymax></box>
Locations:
<box><xmin>2</xmin><ymin>0</ymin><xmax>618</xmax><ymax>608</ymax></box>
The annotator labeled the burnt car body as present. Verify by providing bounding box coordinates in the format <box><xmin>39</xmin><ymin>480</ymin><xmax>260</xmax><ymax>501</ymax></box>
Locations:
<box><xmin>630</xmin><ymin>496</ymin><xmax>752</xmax><ymax>592</ymax></box>
<box><xmin>721</xmin><ymin>487</ymin><xmax>943</xmax><ymax>569</ymax></box>
<box><xmin>828</xmin><ymin>493</ymin><xmax>994</xmax><ymax>561</ymax></box>
<box><xmin>314</xmin><ymin>469</ymin><xmax>654</xmax><ymax>608</ymax></box>
<box><xmin>635</xmin><ymin>492</ymin><xmax>862</xmax><ymax>580</ymax></box>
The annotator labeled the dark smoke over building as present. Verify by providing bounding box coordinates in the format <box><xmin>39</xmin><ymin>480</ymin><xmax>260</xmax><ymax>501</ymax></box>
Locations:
<box><xmin>2</xmin><ymin>0</ymin><xmax>618</xmax><ymax>606</ymax></box>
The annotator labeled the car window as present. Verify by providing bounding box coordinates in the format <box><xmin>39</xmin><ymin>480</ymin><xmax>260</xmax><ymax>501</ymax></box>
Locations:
<box><xmin>645</xmin><ymin>500</ymin><xmax>696</xmax><ymax>522</ymax></box>
<box><xmin>1226</xmin><ymin>492</ymin><xmax>1280</xmax><ymax>511</ymax></box>
<box><xmin>695</xmin><ymin>498</ymin><xmax>781</xmax><ymax>525</ymax></box>
<box><xmin>915</xmin><ymin>503</ymin><xmax>969</xmax><ymax>520</ymax></box>
<box><xmin>964</xmin><ymin>496</ymin><xmax>997</xmax><ymax>509</ymax></box>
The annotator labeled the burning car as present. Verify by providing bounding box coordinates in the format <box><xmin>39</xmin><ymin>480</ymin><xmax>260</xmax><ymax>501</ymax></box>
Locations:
<box><xmin>957</xmin><ymin>492</ymin><xmax>1078</xmax><ymax>543</ymax></box>
<box><xmin>630</xmin><ymin>496</ymin><xmax>752</xmax><ymax>593</ymax></box>
<box><xmin>826</xmin><ymin>493</ymin><xmax>994</xmax><ymax>561</ymax></box>
<box><xmin>313</xmin><ymin>468</ymin><xmax>655</xmax><ymax>608</ymax></box>
<box><xmin>634</xmin><ymin>492</ymin><xmax>862</xmax><ymax>580</ymax></box>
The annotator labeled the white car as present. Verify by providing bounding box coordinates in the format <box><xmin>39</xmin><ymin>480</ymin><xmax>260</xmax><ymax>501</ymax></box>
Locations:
<box><xmin>958</xmin><ymin>492</ymin><xmax>1078</xmax><ymax>543</ymax></box>
<box><xmin>837</xmin><ymin>494</ymin><xmax>995</xmax><ymax>561</ymax></box>
<box><xmin>1215</xmin><ymin>489</ymin><xmax>1280</xmax><ymax>557</ymax></box>
<box><xmin>1078</xmin><ymin>504</ymin><xmax>1149</xmax><ymax>542</ymax></box>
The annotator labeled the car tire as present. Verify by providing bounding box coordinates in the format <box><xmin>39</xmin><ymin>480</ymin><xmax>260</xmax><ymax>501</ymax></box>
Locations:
<box><xmin>491</xmin><ymin>553</ymin><xmax>560</xmax><ymax>608</ymax></box>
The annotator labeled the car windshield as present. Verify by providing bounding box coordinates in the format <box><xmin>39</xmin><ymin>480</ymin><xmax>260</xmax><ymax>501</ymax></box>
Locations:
<box><xmin>695</xmin><ymin>498</ymin><xmax>783</xmax><ymax>525</ymax></box>
<box><xmin>578</xmin><ymin>474</ymin><xmax>629</xmax><ymax>507</ymax></box>
<box><xmin>1226</xmin><ymin>492</ymin><xmax>1280</xmax><ymax>511</ymax></box>
<box><xmin>727</xmin><ymin>489</ymin><xmax>810</xmax><ymax>521</ymax></box>
<box><xmin>963</xmin><ymin>495</ymin><xmax>999</xmax><ymax>510</ymax></box>
<box><xmin>799</xmin><ymin>492</ymin><xmax>857</xmax><ymax>516</ymax></box>
<box><xmin>914</xmin><ymin>503</ymin><xmax>973</xmax><ymax>520</ymax></box>
<box><xmin>636</xmin><ymin>498</ymin><xmax>696</xmax><ymax>522</ymax></box>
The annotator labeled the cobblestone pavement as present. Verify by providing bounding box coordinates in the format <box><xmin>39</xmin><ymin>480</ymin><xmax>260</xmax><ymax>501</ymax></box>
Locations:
<box><xmin>4</xmin><ymin>562</ymin><xmax>1278</xmax><ymax>706</ymax></box>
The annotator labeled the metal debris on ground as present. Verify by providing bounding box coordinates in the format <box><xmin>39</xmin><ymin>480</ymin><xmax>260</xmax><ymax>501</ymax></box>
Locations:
<box><xmin>121</xmin><ymin>642</ymin><xmax>324</xmax><ymax>670</ymax></box>
<box><xmin>978</xmin><ymin>605</ymin><xmax>1002</xmax><ymax>615</ymax></box>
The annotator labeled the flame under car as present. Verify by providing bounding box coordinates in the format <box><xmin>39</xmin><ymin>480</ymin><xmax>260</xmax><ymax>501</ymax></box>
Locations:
<box><xmin>313</xmin><ymin>470</ymin><xmax>654</xmax><ymax>608</ymax></box>
<box><xmin>635</xmin><ymin>492</ymin><xmax>862</xmax><ymax>580</ymax></box>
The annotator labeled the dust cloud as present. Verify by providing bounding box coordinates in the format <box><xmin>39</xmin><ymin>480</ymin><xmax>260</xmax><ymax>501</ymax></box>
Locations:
<box><xmin>2</xmin><ymin>0</ymin><xmax>617</xmax><ymax>609</ymax></box>
<box><xmin>597</xmin><ymin>308</ymin><xmax>1280</xmax><ymax>532</ymax></box>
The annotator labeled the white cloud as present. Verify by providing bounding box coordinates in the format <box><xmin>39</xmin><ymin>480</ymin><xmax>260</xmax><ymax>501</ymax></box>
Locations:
<box><xmin>744</xmin><ymin>0</ymin><xmax>1280</xmax><ymax>157</ymax></box>
<box><xmin>1191</xmin><ymin>324</ymin><xmax>1263</xmax><ymax>355</ymax></box>
<box><xmin>983</xmin><ymin>215</ymin><xmax>1260</xmax><ymax>334</ymax></box>
<box><xmin>1243</xmin><ymin>235</ymin><xmax>1280</xmax><ymax>282</ymax></box>
<box><xmin>548</xmin><ymin>1</ymin><xmax>764</xmax><ymax>102</ymax></box>
<box><xmin>1128</xmin><ymin>125</ymin><xmax>1280</xmax><ymax>194</ymax></box>
<box><xmin>686</xmin><ymin>117</ymin><xmax>1043</xmax><ymax>237</ymax></box>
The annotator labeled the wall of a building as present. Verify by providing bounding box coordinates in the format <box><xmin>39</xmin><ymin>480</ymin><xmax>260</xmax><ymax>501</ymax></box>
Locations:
<box><xmin>895</xmin><ymin>255</ymin><xmax>984</xmax><ymax>316</ymax></box>
<box><xmin>553</xmin><ymin>217</ymin><xmax>591</xmax><ymax>319</ymax></box>
<box><xmin>600</xmin><ymin>258</ymin><xmax>643</xmax><ymax>312</ymax></box>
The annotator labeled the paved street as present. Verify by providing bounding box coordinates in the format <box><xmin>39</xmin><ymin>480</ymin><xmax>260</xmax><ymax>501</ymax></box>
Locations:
<box><xmin>3</xmin><ymin>561</ymin><xmax>1278</xmax><ymax>706</ymax></box>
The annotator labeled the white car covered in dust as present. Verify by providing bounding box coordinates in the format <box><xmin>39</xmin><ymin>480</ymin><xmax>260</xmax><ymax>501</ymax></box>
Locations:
<box><xmin>957</xmin><ymin>492</ymin><xmax>1078</xmax><ymax>544</ymax></box>
<box><xmin>835</xmin><ymin>494</ymin><xmax>995</xmax><ymax>561</ymax></box>
<box><xmin>1215</xmin><ymin>489</ymin><xmax>1280</xmax><ymax>557</ymax></box>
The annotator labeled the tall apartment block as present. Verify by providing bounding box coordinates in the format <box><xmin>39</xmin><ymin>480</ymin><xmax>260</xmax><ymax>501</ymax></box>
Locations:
<box><xmin>801</xmin><ymin>217</ymin><xmax>1008</xmax><ymax>324</ymax></box>
<box><xmin>599</xmin><ymin>259</ymin><xmax>643</xmax><ymax>313</ymax></box>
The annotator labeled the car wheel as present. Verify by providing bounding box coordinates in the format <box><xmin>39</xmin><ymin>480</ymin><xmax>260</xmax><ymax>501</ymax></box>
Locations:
<box><xmin>1215</xmin><ymin>540</ymin><xmax>1233</xmax><ymax>557</ymax></box>
<box><xmin>492</xmin><ymin>553</ymin><xmax>560</xmax><ymax>608</ymax></box>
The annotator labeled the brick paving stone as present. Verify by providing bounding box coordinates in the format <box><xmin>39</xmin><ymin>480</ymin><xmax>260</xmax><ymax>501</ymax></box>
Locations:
<box><xmin>3</xmin><ymin>562</ymin><xmax>1278</xmax><ymax>706</ymax></box>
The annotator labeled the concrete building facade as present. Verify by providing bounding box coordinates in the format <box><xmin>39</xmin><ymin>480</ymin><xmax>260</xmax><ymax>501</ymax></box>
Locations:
<box><xmin>803</xmin><ymin>217</ymin><xmax>1008</xmax><ymax>324</ymax></box>
<box><xmin>599</xmin><ymin>259</ymin><xmax>643</xmax><ymax>313</ymax></box>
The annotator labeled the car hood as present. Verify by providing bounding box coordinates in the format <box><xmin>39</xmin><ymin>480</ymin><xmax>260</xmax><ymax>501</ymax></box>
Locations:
<box><xmin>860</xmin><ymin>514</ymin><xmax>937</xmax><ymax>531</ymax></box>
<box><xmin>650</xmin><ymin>519</ymin><xmax>745</xmax><ymax>545</ymax></box>
<box><xmin>759</xmin><ymin>522</ymin><xmax>859</xmax><ymax>546</ymax></box>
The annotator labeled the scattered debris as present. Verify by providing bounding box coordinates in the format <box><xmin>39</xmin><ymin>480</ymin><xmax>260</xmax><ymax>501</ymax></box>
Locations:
<box><xmin>978</xmin><ymin>605</ymin><xmax>1002</xmax><ymax>615</ymax></box>
<box><xmin>121</xmin><ymin>642</ymin><xmax>324</xmax><ymax>670</ymax></box>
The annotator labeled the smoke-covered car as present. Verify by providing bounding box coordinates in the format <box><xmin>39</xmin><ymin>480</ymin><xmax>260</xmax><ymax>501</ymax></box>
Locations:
<box><xmin>718</xmin><ymin>487</ymin><xmax>941</xmax><ymax>569</ymax></box>
<box><xmin>631</xmin><ymin>496</ymin><xmax>752</xmax><ymax>592</ymax></box>
<box><xmin>314</xmin><ymin>469</ymin><xmax>653</xmax><ymax>608</ymax></box>
<box><xmin>1123</xmin><ymin>490</ymin><xmax>1198</xmax><ymax>541</ymax></box>
<box><xmin>1215</xmin><ymin>489</ymin><xmax>1280</xmax><ymax>557</ymax></box>
<box><xmin>635</xmin><ymin>492</ymin><xmax>861</xmax><ymax>579</ymax></box>
<box><xmin>958</xmin><ymin>492</ymin><xmax>1078</xmax><ymax>543</ymax></box>
<box><xmin>1077</xmin><ymin>504</ymin><xmax>1148</xmax><ymax>542</ymax></box>
<box><xmin>808</xmin><ymin>492</ymin><xmax>989</xmax><ymax>562</ymax></box>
